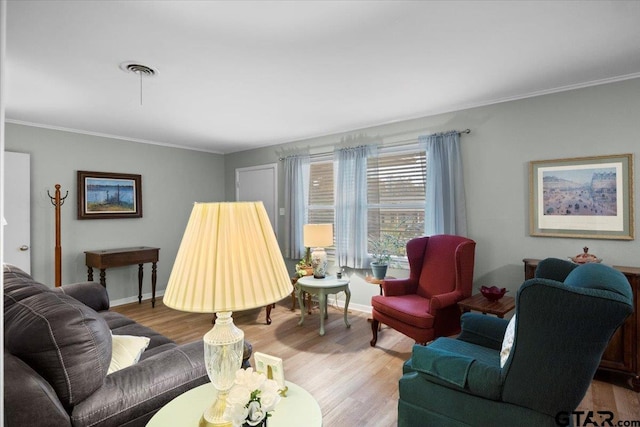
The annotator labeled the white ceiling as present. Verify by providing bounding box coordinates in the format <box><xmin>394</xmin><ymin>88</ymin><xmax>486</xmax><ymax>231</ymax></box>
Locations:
<box><xmin>6</xmin><ymin>1</ymin><xmax>640</xmax><ymax>154</ymax></box>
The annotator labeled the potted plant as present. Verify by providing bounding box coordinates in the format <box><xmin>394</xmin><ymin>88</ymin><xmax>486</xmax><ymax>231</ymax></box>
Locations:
<box><xmin>295</xmin><ymin>248</ymin><xmax>314</xmax><ymax>278</ymax></box>
<box><xmin>369</xmin><ymin>231</ymin><xmax>407</xmax><ymax>279</ymax></box>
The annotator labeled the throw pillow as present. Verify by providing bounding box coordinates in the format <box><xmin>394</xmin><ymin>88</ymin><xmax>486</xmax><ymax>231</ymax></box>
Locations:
<box><xmin>108</xmin><ymin>334</ymin><xmax>151</xmax><ymax>374</ymax></box>
<box><xmin>500</xmin><ymin>314</ymin><xmax>516</xmax><ymax>368</ymax></box>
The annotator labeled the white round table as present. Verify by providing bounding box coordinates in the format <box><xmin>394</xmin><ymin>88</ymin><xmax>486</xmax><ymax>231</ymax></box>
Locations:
<box><xmin>147</xmin><ymin>381</ymin><xmax>321</xmax><ymax>427</ymax></box>
<box><xmin>296</xmin><ymin>275</ymin><xmax>351</xmax><ymax>336</ymax></box>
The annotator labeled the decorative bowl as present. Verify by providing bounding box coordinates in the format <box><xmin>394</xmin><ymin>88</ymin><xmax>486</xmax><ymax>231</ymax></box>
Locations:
<box><xmin>480</xmin><ymin>286</ymin><xmax>508</xmax><ymax>301</ymax></box>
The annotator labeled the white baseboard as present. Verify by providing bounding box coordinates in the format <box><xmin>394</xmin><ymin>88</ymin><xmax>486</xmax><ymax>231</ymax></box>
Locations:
<box><xmin>110</xmin><ymin>290</ymin><xmax>374</xmax><ymax>314</ymax></box>
<box><xmin>110</xmin><ymin>290</ymin><xmax>165</xmax><ymax>307</ymax></box>
<box><xmin>320</xmin><ymin>295</ymin><xmax>372</xmax><ymax>314</ymax></box>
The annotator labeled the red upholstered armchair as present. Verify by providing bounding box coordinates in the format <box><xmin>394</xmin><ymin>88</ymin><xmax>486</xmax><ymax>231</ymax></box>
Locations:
<box><xmin>370</xmin><ymin>235</ymin><xmax>476</xmax><ymax>346</ymax></box>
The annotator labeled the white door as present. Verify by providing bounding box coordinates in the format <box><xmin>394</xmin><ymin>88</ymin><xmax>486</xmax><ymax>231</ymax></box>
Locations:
<box><xmin>3</xmin><ymin>151</ymin><xmax>31</xmax><ymax>272</ymax></box>
<box><xmin>236</xmin><ymin>164</ymin><xmax>278</xmax><ymax>232</ymax></box>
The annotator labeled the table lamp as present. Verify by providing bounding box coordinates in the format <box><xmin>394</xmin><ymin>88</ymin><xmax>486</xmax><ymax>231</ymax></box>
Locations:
<box><xmin>303</xmin><ymin>224</ymin><xmax>333</xmax><ymax>279</ymax></box>
<box><xmin>164</xmin><ymin>202</ymin><xmax>292</xmax><ymax>427</ymax></box>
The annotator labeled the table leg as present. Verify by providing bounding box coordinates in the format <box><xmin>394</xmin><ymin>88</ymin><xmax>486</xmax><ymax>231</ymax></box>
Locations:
<box><xmin>151</xmin><ymin>261</ymin><xmax>157</xmax><ymax>308</ymax></box>
<box><xmin>297</xmin><ymin>285</ymin><xmax>305</xmax><ymax>326</ymax></box>
<box><xmin>266</xmin><ymin>303</ymin><xmax>274</xmax><ymax>325</ymax></box>
<box><xmin>290</xmin><ymin>282</ymin><xmax>297</xmax><ymax>311</ymax></box>
<box><xmin>99</xmin><ymin>269</ymin><xmax>106</xmax><ymax>287</ymax></box>
<box><xmin>343</xmin><ymin>288</ymin><xmax>351</xmax><ymax>329</ymax></box>
<box><xmin>138</xmin><ymin>264</ymin><xmax>144</xmax><ymax>304</ymax></box>
<box><xmin>87</xmin><ymin>266</ymin><xmax>94</xmax><ymax>282</ymax></box>
<box><xmin>324</xmin><ymin>295</ymin><xmax>328</xmax><ymax>320</ymax></box>
<box><xmin>318</xmin><ymin>291</ymin><xmax>327</xmax><ymax>336</ymax></box>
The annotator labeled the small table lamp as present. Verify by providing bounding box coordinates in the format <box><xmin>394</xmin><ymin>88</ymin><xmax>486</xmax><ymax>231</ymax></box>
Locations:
<box><xmin>164</xmin><ymin>202</ymin><xmax>292</xmax><ymax>427</ymax></box>
<box><xmin>303</xmin><ymin>224</ymin><xmax>333</xmax><ymax>279</ymax></box>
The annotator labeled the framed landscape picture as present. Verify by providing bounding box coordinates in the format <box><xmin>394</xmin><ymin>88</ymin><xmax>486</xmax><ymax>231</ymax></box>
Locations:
<box><xmin>529</xmin><ymin>154</ymin><xmax>633</xmax><ymax>240</ymax></box>
<box><xmin>77</xmin><ymin>171</ymin><xmax>142</xmax><ymax>219</ymax></box>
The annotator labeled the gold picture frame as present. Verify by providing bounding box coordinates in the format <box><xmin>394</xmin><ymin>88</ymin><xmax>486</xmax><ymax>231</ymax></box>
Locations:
<box><xmin>529</xmin><ymin>154</ymin><xmax>633</xmax><ymax>240</ymax></box>
<box><xmin>253</xmin><ymin>352</ymin><xmax>285</xmax><ymax>390</ymax></box>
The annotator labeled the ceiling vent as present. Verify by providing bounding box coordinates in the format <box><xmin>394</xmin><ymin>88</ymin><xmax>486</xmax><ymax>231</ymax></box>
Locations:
<box><xmin>119</xmin><ymin>62</ymin><xmax>157</xmax><ymax>76</ymax></box>
<box><xmin>119</xmin><ymin>62</ymin><xmax>157</xmax><ymax>105</ymax></box>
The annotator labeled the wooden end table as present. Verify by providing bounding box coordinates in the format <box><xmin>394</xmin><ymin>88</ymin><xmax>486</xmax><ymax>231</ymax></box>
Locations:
<box><xmin>365</xmin><ymin>275</ymin><xmax>395</xmax><ymax>295</ymax></box>
<box><xmin>458</xmin><ymin>293</ymin><xmax>515</xmax><ymax>318</ymax></box>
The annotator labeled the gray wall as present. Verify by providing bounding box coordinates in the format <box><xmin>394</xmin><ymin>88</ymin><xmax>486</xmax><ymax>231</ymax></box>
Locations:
<box><xmin>5</xmin><ymin>124</ymin><xmax>225</xmax><ymax>303</ymax></box>
<box><xmin>223</xmin><ymin>78</ymin><xmax>640</xmax><ymax>310</ymax></box>
<box><xmin>5</xmin><ymin>78</ymin><xmax>639</xmax><ymax>309</ymax></box>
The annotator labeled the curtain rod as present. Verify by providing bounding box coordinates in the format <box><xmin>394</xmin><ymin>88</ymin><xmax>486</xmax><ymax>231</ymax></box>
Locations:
<box><xmin>278</xmin><ymin>128</ymin><xmax>471</xmax><ymax>161</ymax></box>
<box><xmin>385</xmin><ymin>128</ymin><xmax>471</xmax><ymax>148</ymax></box>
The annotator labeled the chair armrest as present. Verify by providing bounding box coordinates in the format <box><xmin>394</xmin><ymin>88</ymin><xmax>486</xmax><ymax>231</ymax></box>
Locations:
<box><xmin>457</xmin><ymin>313</ymin><xmax>509</xmax><ymax>351</ymax></box>
<box><xmin>56</xmin><ymin>282</ymin><xmax>110</xmax><ymax>312</ymax></box>
<box><xmin>408</xmin><ymin>339</ymin><xmax>504</xmax><ymax>401</ymax></box>
<box><xmin>410</xmin><ymin>343</ymin><xmax>475</xmax><ymax>388</ymax></box>
<box><xmin>430</xmin><ymin>290</ymin><xmax>463</xmax><ymax>310</ymax></box>
<box><xmin>382</xmin><ymin>278</ymin><xmax>417</xmax><ymax>296</ymax></box>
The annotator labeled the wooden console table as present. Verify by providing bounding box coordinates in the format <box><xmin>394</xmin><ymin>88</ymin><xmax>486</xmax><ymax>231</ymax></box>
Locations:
<box><xmin>85</xmin><ymin>247</ymin><xmax>159</xmax><ymax>307</ymax></box>
<box><xmin>523</xmin><ymin>258</ymin><xmax>640</xmax><ymax>391</ymax></box>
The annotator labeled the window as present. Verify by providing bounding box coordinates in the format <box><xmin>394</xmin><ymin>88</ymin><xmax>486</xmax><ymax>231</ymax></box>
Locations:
<box><xmin>308</xmin><ymin>158</ymin><xmax>334</xmax><ymax>226</ymax></box>
<box><xmin>367</xmin><ymin>149</ymin><xmax>426</xmax><ymax>258</ymax></box>
<box><xmin>308</xmin><ymin>157</ymin><xmax>335</xmax><ymax>257</ymax></box>
<box><xmin>306</xmin><ymin>146</ymin><xmax>426</xmax><ymax>264</ymax></box>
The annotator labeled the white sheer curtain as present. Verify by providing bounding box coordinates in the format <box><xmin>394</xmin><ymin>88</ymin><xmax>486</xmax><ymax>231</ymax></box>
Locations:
<box><xmin>419</xmin><ymin>131</ymin><xmax>468</xmax><ymax>236</ymax></box>
<box><xmin>334</xmin><ymin>145</ymin><xmax>376</xmax><ymax>268</ymax></box>
<box><xmin>283</xmin><ymin>155</ymin><xmax>310</xmax><ymax>259</ymax></box>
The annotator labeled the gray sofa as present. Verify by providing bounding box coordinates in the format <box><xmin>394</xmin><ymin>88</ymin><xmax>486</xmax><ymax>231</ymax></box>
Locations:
<box><xmin>3</xmin><ymin>264</ymin><xmax>209</xmax><ymax>427</ymax></box>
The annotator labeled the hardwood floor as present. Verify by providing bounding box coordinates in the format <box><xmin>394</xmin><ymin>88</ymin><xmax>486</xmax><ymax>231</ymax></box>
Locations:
<box><xmin>112</xmin><ymin>298</ymin><xmax>640</xmax><ymax>426</ymax></box>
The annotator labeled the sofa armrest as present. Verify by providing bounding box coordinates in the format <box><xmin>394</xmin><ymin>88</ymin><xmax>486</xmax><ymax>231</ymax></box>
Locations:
<box><xmin>457</xmin><ymin>312</ymin><xmax>509</xmax><ymax>351</ymax></box>
<box><xmin>382</xmin><ymin>278</ymin><xmax>417</xmax><ymax>296</ymax></box>
<box><xmin>3</xmin><ymin>351</ymin><xmax>72</xmax><ymax>427</ymax></box>
<box><xmin>57</xmin><ymin>281</ymin><xmax>110</xmax><ymax>311</ymax></box>
<box><xmin>70</xmin><ymin>341</ymin><xmax>207</xmax><ymax>426</ymax></box>
<box><xmin>430</xmin><ymin>290</ymin><xmax>463</xmax><ymax>310</ymax></box>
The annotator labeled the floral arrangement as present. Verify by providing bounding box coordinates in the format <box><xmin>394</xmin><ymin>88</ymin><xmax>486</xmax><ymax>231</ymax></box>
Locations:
<box><xmin>296</xmin><ymin>253</ymin><xmax>313</xmax><ymax>278</ymax></box>
<box><xmin>224</xmin><ymin>368</ymin><xmax>281</xmax><ymax>427</ymax></box>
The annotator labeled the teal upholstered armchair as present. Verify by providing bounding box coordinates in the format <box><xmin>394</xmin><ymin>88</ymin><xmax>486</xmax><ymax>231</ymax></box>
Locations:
<box><xmin>398</xmin><ymin>258</ymin><xmax>633</xmax><ymax>427</ymax></box>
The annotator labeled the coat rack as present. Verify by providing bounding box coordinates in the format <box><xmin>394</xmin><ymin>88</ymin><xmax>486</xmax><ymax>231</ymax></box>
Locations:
<box><xmin>47</xmin><ymin>184</ymin><xmax>68</xmax><ymax>287</ymax></box>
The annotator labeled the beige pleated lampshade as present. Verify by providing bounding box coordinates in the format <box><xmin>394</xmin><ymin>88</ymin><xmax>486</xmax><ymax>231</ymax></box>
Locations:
<box><xmin>303</xmin><ymin>224</ymin><xmax>333</xmax><ymax>248</ymax></box>
<box><xmin>164</xmin><ymin>202</ymin><xmax>292</xmax><ymax>313</ymax></box>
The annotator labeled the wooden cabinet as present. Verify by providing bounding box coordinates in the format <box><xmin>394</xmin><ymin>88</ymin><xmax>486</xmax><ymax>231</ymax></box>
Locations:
<box><xmin>523</xmin><ymin>258</ymin><xmax>639</xmax><ymax>391</ymax></box>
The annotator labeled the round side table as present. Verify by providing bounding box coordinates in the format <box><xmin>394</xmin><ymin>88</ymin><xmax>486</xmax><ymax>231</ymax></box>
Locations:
<box><xmin>147</xmin><ymin>381</ymin><xmax>321</xmax><ymax>427</ymax></box>
<box><xmin>296</xmin><ymin>275</ymin><xmax>351</xmax><ymax>336</ymax></box>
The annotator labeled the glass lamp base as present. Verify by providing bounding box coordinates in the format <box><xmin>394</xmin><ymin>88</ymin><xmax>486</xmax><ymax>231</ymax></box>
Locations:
<box><xmin>199</xmin><ymin>412</ymin><xmax>232</xmax><ymax>427</ymax></box>
<box><xmin>202</xmin><ymin>311</ymin><xmax>244</xmax><ymax>427</ymax></box>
